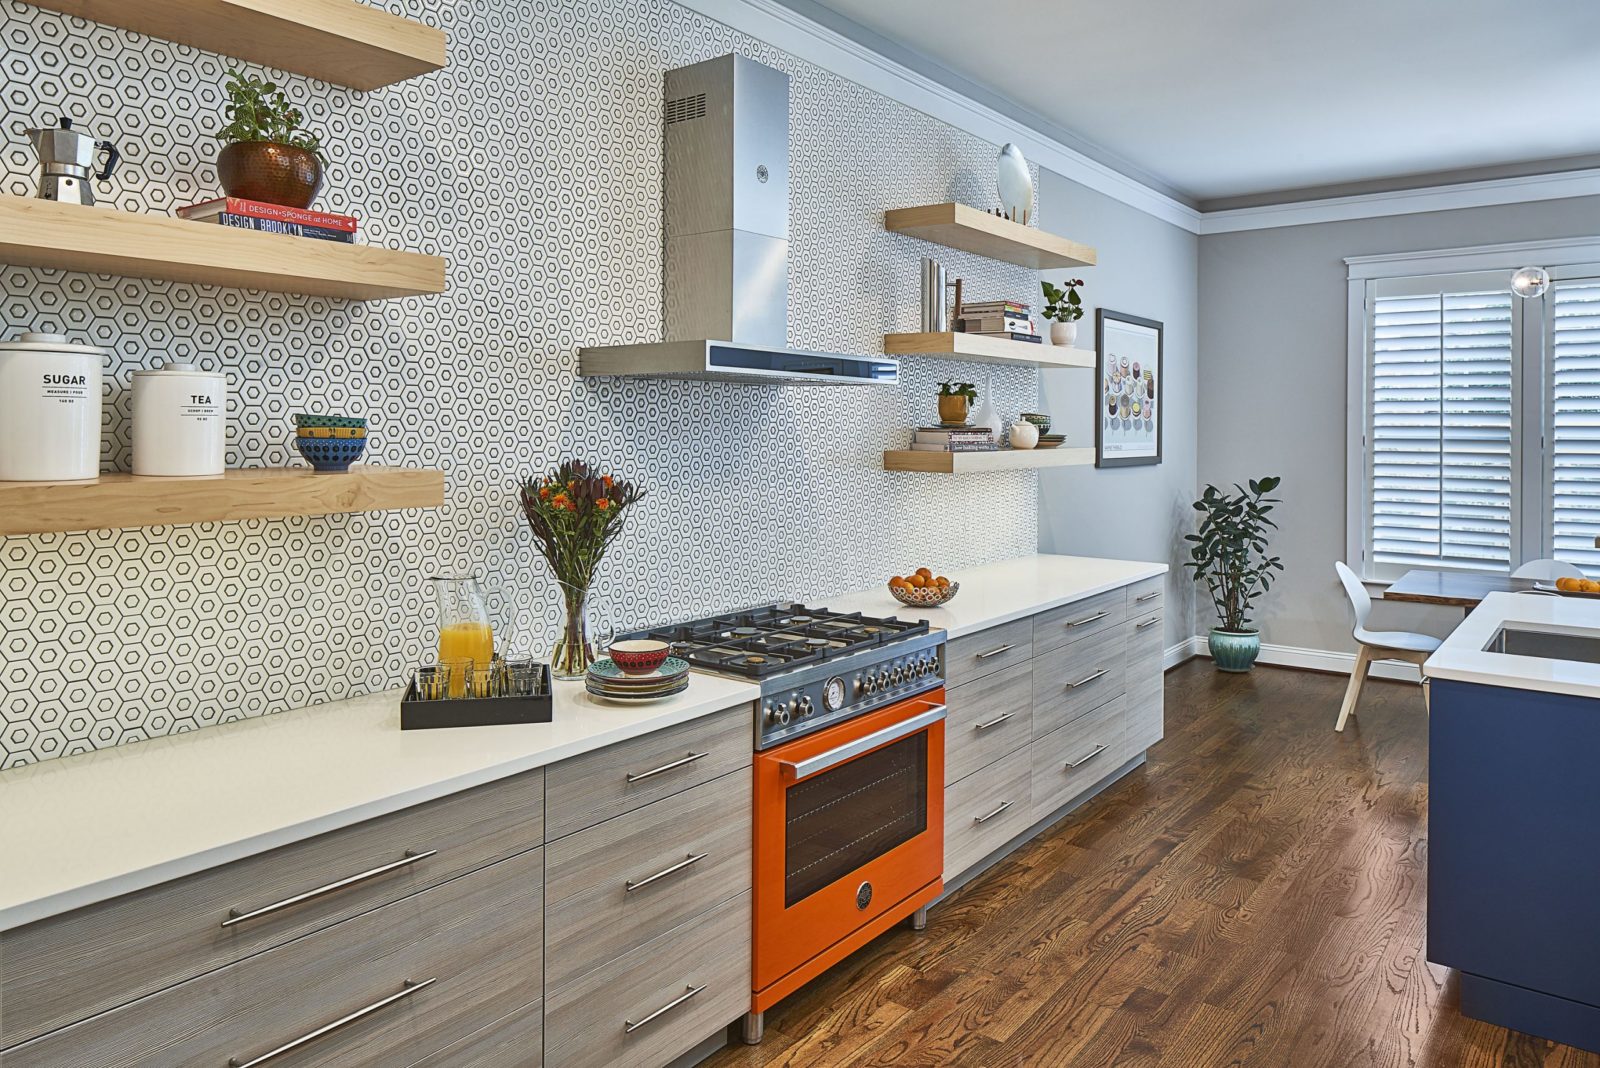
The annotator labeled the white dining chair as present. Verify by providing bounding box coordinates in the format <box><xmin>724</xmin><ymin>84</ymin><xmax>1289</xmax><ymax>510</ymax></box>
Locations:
<box><xmin>1333</xmin><ymin>562</ymin><xmax>1441</xmax><ymax>732</ymax></box>
<box><xmin>1511</xmin><ymin>558</ymin><xmax>1585</xmax><ymax>582</ymax></box>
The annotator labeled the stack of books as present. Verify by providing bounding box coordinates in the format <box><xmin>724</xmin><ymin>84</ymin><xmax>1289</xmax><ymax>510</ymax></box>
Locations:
<box><xmin>176</xmin><ymin>197</ymin><xmax>358</xmax><ymax>243</ymax></box>
<box><xmin>956</xmin><ymin>300</ymin><xmax>1041</xmax><ymax>343</ymax></box>
<box><xmin>909</xmin><ymin>426</ymin><xmax>997</xmax><ymax>452</ymax></box>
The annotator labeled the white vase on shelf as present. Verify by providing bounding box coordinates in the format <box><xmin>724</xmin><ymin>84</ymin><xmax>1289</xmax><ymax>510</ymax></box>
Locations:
<box><xmin>973</xmin><ymin>381</ymin><xmax>1002</xmax><ymax>440</ymax></box>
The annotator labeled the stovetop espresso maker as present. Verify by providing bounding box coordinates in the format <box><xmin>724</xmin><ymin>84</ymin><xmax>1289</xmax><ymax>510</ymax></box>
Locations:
<box><xmin>25</xmin><ymin>118</ymin><xmax>120</xmax><ymax>206</ymax></box>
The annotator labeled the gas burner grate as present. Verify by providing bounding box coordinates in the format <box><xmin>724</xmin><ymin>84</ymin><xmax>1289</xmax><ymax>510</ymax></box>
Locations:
<box><xmin>622</xmin><ymin>603</ymin><xmax>931</xmax><ymax>679</ymax></box>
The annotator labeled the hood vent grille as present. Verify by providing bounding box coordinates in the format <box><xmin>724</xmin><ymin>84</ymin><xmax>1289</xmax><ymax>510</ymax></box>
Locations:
<box><xmin>664</xmin><ymin>92</ymin><xmax>706</xmax><ymax>125</ymax></box>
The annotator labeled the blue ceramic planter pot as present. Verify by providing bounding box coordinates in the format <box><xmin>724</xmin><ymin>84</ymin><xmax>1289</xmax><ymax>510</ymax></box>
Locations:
<box><xmin>1209</xmin><ymin>628</ymin><xmax>1261</xmax><ymax>673</ymax></box>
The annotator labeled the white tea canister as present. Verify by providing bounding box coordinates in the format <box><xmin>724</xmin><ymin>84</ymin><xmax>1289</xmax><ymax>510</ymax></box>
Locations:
<box><xmin>131</xmin><ymin>362</ymin><xmax>226</xmax><ymax>476</ymax></box>
<box><xmin>0</xmin><ymin>331</ymin><xmax>105</xmax><ymax>481</ymax></box>
<box><xmin>1008</xmin><ymin>421</ymin><xmax>1040</xmax><ymax>449</ymax></box>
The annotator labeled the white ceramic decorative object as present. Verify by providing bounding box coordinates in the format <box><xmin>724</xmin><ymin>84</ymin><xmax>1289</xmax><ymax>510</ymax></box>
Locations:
<box><xmin>1050</xmin><ymin>321</ymin><xmax>1078</xmax><ymax>346</ymax></box>
<box><xmin>997</xmin><ymin>143</ymin><xmax>1033</xmax><ymax>223</ymax></box>
<box><xmin>1009</xmin><ymin>421</ymin><xmax>1040</xmax><ymax>449</ymax></box>
<box><xmin>131</xmin><ymin>362</ymin><xmax>226</xmax><ymax>476</ymax></box>
<box><xmin>0</xmin><ymin>331</ymin><xmax>105</xmax><ymax>481</ymax></box>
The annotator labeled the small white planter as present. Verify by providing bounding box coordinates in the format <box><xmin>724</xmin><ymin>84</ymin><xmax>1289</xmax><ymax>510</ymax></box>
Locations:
<box><xmin>1049</xmin><ymin>321</ymin><xmax>1079</xmax><ymax>346</ymax></box>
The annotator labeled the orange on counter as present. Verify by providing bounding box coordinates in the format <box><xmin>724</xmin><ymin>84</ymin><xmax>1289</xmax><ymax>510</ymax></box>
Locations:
<box><xmin>889</xmin><ymin>567</ymin><xmax>951</xmax><ymax>589</ymax></box>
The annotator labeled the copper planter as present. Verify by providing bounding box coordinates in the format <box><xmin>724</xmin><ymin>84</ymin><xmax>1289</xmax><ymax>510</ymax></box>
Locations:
<box><xmin>216</xmin><ymin>141</ymin><xmax>322</xmax><ymax>208</ymax></box>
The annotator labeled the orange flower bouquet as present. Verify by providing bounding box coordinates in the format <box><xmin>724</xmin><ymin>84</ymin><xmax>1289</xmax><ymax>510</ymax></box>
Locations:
<box><xmin>519</xmin><ymin>460</ymin><xmax>646</xmax><ymax>678</ymax></box>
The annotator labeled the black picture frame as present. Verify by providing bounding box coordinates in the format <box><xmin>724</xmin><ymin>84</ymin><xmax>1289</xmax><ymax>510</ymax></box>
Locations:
<box><xmin>1094</xmin><ymin>308</ymin><xmax>1164</xmax><ymax>468</ymax></box>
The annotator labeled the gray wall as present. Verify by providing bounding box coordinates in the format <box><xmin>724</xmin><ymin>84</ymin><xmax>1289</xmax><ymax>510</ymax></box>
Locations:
<box><xmin>1036</xmin><ymin>167</ymin><xmax>1201</xmax><ymax>651</ymax></box>
<box><xmin>1198</xmin><ymin>194</ymin><xmax>1600</xmax><ymax>653</ymax></box>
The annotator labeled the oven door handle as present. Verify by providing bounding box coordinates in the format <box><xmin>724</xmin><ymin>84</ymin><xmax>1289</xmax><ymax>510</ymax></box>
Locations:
<box><xmin>779</xmin><ymin>704</ymin><xmax>947</xmax><ymax>782</ymax></box>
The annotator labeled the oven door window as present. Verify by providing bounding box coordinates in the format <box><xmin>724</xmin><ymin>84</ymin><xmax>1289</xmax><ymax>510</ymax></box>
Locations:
<box><xmin>784</xmin><ymin>732</ymin><xmax>928</xmax><ymax>907</ymax></box>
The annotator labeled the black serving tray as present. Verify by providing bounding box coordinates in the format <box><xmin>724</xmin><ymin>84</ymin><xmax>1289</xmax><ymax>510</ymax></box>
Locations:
<box><xmin>400</xmin><ymin>663</ymin><xmax>553</xmax><ymax>729</ymax></box>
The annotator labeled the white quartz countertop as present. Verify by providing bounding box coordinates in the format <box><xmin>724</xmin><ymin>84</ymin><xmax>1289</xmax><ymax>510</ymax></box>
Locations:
<box><xmin>823</xmin><ymin>553</ymin><xmax>1168</xmax><ymax>638</ymax></box>
<box><xmin>0</xmin><ymin>674</ymin><xmax>758</xmax><ymax>931</ymax></box>
<box><xmin>1424</xmin><ymin>591</ymin><xmax>1600</xmax><ymax>699</ymax></box>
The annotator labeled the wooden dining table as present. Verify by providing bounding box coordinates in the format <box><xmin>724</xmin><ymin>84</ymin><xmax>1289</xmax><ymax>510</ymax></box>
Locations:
<box><xmin>1382</xmin><ymin>568</ymin><xmax>1541</xmax><ymax>609</ymax></box>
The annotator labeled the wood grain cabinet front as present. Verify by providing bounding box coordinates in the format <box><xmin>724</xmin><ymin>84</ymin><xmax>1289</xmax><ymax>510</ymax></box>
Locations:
<box><xmin>944</xmin><ymin>746</ymin><xmax>1033</xmax><ymax>878</ymax></box>
<box><xmin>1031</xmin><ymin>695</ymin><xmax>1140</xmax><ymax>820</ymax></box>
<box><xmin>544</xmin><ymin>891</ymin><xmax>752</xmax><ymax>1068</ymax></box>
<box><xmin>2</xmin><ymin>847</ymin><xmax>545</xmax><ymax>1068</ymax></box>
<box><xmin>544</xmin><ymin>769</ymin><xmax>753</xmax><ymax>991</ymax></box>
<box><xmin>545</xmin><ymin>707</ymin><xmax>751</xmax><ymax>841</ymax></box>
<box><xmin>1031</xmin><ymin>624</ymin><xmax>1127</xmax><ymax>738</ymax></box>
<box><xmin>944</xmin><ymin>616</ymin><xmax>1033</xmax><ymax>689</ymax></box>
<box><xmin>1124</xmin><ymin>606</ymin><xmax>1165</xmax><ymax>750</ymax></box>
<box><xmin>1031</xmin><ymin>587</ymin><xmax>1127</xmax><ymax>655</ymax></box>
<box><xmin>943</xmin><ymin>658</ymin><xmax>1033</xmax><ymax>786</ymax></box>
<box><xmin>0</xmin><ymin>767</ymin><xmax>545</xmax><ymax>1049</ymax></box>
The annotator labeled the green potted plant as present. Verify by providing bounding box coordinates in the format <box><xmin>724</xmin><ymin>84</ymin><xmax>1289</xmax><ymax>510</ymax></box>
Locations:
<box><xmin>214</xmin><ymin>69</ymin><xmax>326</xmax><ymax>208</ymax></box>
<box><xmin>938</xmin><ymin>381</ymin><xmax>977</xmax><ymax>425</ymax></box>
<box><xmin>1041</xmin><ymin>278</ymin><xmax>1085</xmax><ymax>347</ymax></box>
<box><xmin>1185</xmin><ymin>476</ymin><xmax>1284</xmax><ymax>672</ymax></box>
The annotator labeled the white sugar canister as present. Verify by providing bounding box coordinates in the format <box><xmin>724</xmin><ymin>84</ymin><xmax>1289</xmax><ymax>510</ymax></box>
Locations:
<box><xmin>131</xmin><ymin>362</ymin><xmax>226</xmax><ymax>476</ymax></box>
<box><xmin>0</xmin><ymin>331</ymin><xmax>105</xmax><ymax>481</ymax></box>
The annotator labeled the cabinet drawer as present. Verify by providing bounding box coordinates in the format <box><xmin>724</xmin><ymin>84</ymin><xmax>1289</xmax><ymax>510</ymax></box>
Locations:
<box><xmin>406</xmin><ymin>998</ymin><xmax>542</xmax><ymax>1068</ymax></box>
<box><xmin>944</xmin><ymin>746</ymin><xmax>1033</xmax><ymax>879</ymax></box>
<box><xmin>1125</xmin><ymin>609</ymin><xmax>1165</xmax><ymax>751</ymax></box>
<box><xmin>0</xmin><ymin>768</ymin><xmax>545</xmax><ymax>1049</ymax></box>
<box><xmin>1033</xmin><ymin>587</ymin><xmax>1127</xmax><ymax>654</ymax></box>
<box><xmin>545</xmin><ymin>769</ymin><xmax>752</xmax><ymax>990</ymax></box>
<box><xmin>1032</xmin><ymin>624</ymin><xmax>1126</xmax><ymax>738</ymax></box>
<box><xmin>945</xmin><ymin>617</ymin><xmax>1033</xmax><ymax>689</ymax></box>
<box><xmin>1125</xmin><ymin>575</ymin><xmax>1164</xmax><ymax>611</ymax></box>
<box><xmin>1032</xmin><ymin>695</ymin><xmax>1138</xmax><ymax>819</ymax></box>
<box><xmin>944</xmin><ymin>660</ymin><xmax>1033</xmax><ymax>786</ymax></box>
<box><xmin>544</xmin><ymin>891</ymin><xmax>751</xmax><ymax>1068</ymax></box>
<box><xmin>546</xmin><ymin>707</ymin><xmax>750</xmax><ymax>841</ymax></box>
<box><xmin>2</xmin><ymin>847</ymin><xmax>545</xmax><ymax>1068</ymax></box>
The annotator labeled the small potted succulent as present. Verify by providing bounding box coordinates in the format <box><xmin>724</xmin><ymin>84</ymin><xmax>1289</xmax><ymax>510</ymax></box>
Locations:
<box><xmin>938</xmin><ymin>381</ymin><xmax>977</xmax><ymax>426</ymax></box>
<box><xmin>214</xmin><ymin>69</ymin><xmax>326</xmax><ymax>208</ymax></box>
<box><xmin>1041</xmin><ymin>278</ymin><xmax>1086</xmax><ymax>346</ymax></box>
<box><xmin>1185</xmin><ymin>476</ymin><xmax>1284</xmax><ymax>672</ymax></box>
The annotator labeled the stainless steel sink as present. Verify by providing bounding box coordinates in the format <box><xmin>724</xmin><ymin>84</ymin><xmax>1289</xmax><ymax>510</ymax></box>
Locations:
<box><xmin>1487</xmin><ymin>626</ymin><xmax>1600</xmax><ymax>664</ymax></box>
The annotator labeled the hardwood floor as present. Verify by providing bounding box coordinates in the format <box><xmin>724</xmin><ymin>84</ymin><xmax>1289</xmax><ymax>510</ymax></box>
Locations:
<box><xmin>707</xmin><ymin>661</ymin><xmax>1600</xmax><ymax>1067</ymax></box>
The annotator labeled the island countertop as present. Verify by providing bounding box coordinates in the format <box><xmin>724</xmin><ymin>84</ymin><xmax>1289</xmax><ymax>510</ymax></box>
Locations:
<box><xmin>1424</xmin><ymin>591</ymin><xmax>1600</xmax><ymax>700</ymax></box>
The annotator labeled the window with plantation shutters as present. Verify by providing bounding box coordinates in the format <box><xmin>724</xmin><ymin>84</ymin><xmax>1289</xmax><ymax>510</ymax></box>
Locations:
<box><xmin>1549</xmin><ymin>280</ymin><xmax>1600</xmax><ymax>573</ymax></box>
<box><xmin>1366</xmin><ymin>281</ymin><xmax>1515</xmax><ymax>574</ymax></box>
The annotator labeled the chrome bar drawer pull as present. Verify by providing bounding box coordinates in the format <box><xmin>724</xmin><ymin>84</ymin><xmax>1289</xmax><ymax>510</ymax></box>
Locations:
<box><xmin>1065</xmin><ymin>744</ymin><xmax>1108</xmax><ymax>770</ymax></box>
<box><xmin>1065</xmin><ymin>668</ymin><xmax>1108</xmax><ymax>689</ymax></box>
<box><xmin>624</xmin><ymin>984</ymin><xmax>706</xmax><ymax>1034</ymax></box>
<box><xmin>221</xmin><ymin>849</ymin><xmax>437</xmax><ymax>928</ymax></box>
<box><xmin>1135</xmin><ymin>591</ymin><xmax>1160</xmax><ymax>603</ymax></box>
<box><xmin>625</xmin><ymin>852</ymin><xmax>709</xmax><ymax>893</ymax></box>
<box><xmin>228</xmin><ymin>977</ymin><xmax>436</xmax><ymax>1067</ymax></box>
<box><xmin>974</xmin><ymin>643</ymin><xmax>1015</xmax><ymax>660</ymax></box>
<box><xmin>625</xmin><ymin>751</ymin><xmax>707</xmax><ymax>783</ymax></box>
<box><xmin>1066</xmin><ymin>611</ymin><xmax>1108</xmax><ymax>628</ymax></box>
<box><xmin>973</xmin><ymin>711</ymin><xmax>1015</xmax><ymax>732</ymax></box>
<box><xmin>973</xmin><ymin>800</ymin><xmax>1014</xmax><ymax>824</ymax></box>
<box><xmin>1135</xmin><ymin>616</ymin><xmax>1161</xmax><ymax>630</ymax></box>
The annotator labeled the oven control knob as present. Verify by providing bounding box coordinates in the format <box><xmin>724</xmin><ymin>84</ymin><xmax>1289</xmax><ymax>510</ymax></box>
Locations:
<box><xmin>763</xmin><ymin>702</ymin><xmax>776</xmax><ymax>724</ymax></box>
<box><xmin>877</xmin><ymin>670</ymin><xmax>890</xmax><ymax>689</ymax></box>
<box><xmin>798</xmin><ymin>695</ymin><xmax>814</xmax><ymax>717</ymax></box>
<box><xmin>893</xmin><ymin>666</ymin><xmax>906</xmax><ymax>684</ymax></box>
<box><xmin>863</xmin><ymin>674</ymin><xmax>877</xmax><ymax>694</ymax></box>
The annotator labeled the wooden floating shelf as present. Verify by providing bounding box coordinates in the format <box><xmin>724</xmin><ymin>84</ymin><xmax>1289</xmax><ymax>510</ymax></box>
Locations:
<box><xmin>883</xmin><ymin>448</ymin><xmax>1094</xmax><ymax>473</ymax></box>
<box><xmin>0</xmin><ymin>467</ymin><xmax>445</xmax><ymax>535</ymax></box>
<box><xmin>0</xmin><ymin>196</ymin><xmax>445</xmax><ymax>300</ymax></box>
<box><xmin>884</xmin><ymin>331</ymin><xmax>1095</xmax><ymax>369</ymax></box>
<box><xmin>29</xmin><ymin>0</ymin><xmax>446</xmax><ymax>91</ymax></box>
<box><xmin>884</xmin><ymin>203</ymin><xmax>1096</xmax><ymax>270</ymax></box>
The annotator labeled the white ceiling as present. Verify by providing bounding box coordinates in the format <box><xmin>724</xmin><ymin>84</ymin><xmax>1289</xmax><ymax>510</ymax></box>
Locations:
<box><xmin>805</xmin><ymin>0</ymin><xmax>1600</xmax><ymax>203</ymax></box>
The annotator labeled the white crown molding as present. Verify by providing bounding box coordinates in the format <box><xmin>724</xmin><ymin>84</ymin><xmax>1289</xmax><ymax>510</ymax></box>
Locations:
<box><xmin>674</xmin><ymin>0</ymin><xmax>1204</xmax><ymax>233</ymax></box>
<box><xmin>1344</xmin><ymin>235</ymin><xmax>1600</xmax><ymax>279</ymax></box>
<box><xmin>1200</xmin><ymin>167</ymin><xmax>1600</xmax><ymax>235</ymax></box>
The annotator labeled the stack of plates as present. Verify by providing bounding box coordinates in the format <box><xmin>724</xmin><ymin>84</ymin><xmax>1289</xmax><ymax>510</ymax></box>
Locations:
<box><xmin>586</xmin><ymin>656</ymin><xmax>691</xmax><ymax>702</ymax></box>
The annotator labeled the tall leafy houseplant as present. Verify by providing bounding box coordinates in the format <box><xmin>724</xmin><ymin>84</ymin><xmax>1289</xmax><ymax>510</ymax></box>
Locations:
<box><xmin>214</xmin><ymin>69</ymin><xmax>326</xmax><ymax>208</ymax></box>
<box><xmin>519</xmin><ymin>460</ymin><xmax>646</xmax><ymax>678</ymax></box>
<box><xmin>1185</xmin><ymin>476</ymin><xmax>1284</xmax><ymax>672</ymax></box>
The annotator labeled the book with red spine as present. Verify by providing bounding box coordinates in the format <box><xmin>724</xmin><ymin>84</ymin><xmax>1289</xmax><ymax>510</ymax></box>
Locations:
<box><xmin>176</xmin><ymin>197</ymin><xmax>358</xmax><ymax>233</ymax></box>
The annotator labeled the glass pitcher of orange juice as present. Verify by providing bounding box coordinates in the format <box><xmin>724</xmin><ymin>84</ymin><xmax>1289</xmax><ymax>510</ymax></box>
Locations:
<box><xmin>431</xmin><ymin>575</ymin><xmax>493</xmax><ymax>696</ymax></box>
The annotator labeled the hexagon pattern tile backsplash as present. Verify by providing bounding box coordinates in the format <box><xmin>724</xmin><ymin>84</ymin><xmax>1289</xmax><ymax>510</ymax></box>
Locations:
<box><xmin>0</xmin><ymin>0</ymin><xmax>1049</xmax><ymax>767</ymax></box>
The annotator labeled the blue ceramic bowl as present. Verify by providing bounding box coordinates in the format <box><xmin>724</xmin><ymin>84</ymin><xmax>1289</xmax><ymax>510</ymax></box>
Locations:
<box><xmin>295</xmin><ymin>434</ymin><xmax>367</xmax><ymax>472</ymax></box>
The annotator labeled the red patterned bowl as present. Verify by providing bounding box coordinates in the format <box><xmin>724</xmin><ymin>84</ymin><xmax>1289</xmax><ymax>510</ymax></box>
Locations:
<box><xmin>607</xmin><ymin>639</ymin><xmax>671</xmax><ymax>676</ymax></box>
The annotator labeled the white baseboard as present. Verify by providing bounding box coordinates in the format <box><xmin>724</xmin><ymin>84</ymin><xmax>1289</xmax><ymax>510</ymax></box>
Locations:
<box><xmin>1163</xmin><ymin>636</ymin><xmax>1206</xmax><ymax>669</ymax></box>
<box><xmin>1178</xmin><ymin>635</ymin><xmax>1421</xmax><ymax>682</ymax></box>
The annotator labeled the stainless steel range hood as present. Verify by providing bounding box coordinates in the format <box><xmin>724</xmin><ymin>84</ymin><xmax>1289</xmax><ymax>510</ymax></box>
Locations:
<box><xmin>578</xmin><ymin>54</ymin><xmax>897</xmax><ymax>387</ymax></box>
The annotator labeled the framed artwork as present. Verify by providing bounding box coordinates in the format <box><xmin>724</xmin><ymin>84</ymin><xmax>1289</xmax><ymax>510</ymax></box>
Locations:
<box><xmin>1095</xmin><ymin>309</ymin><xmax>1163</xmax><ymax>467</ymax></box>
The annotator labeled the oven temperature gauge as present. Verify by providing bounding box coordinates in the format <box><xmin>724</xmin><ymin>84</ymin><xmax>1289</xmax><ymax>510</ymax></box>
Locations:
<box><xmin>823</xmin><ymin>676</ymin><xmax>847</xmax><ymax>711</ymax></box>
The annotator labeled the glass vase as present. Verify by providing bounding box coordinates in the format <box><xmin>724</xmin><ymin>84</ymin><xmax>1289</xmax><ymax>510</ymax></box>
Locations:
<box><xmin>549</xmin><ymin>580</ymin><xmax>596</xmax><ymax>680</ymax></box>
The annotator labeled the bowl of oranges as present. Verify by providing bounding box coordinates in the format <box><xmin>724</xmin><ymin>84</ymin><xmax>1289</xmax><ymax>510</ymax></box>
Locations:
<box><xmin>888</xmin><ymin>568</ymin><xmax>958</xmax><ymax>607</ymax></box>
<box><xmin>1552</xmin><ymin>576</ymin><xmax>1600</xmax><ymax>598</ymax></box>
